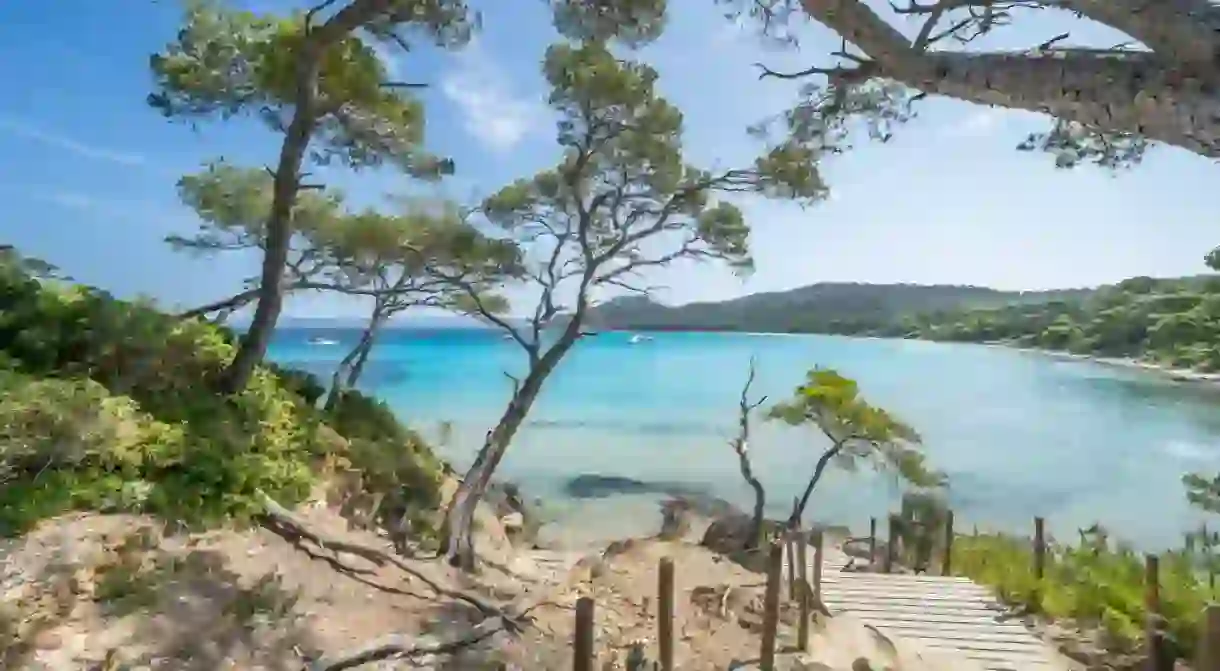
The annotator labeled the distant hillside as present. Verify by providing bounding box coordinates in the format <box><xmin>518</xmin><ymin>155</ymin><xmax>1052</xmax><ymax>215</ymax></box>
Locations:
<box><xmin>587</xmin><ymin>282</ymin><xmax>1097</xmax><ymax>334</ymax></box>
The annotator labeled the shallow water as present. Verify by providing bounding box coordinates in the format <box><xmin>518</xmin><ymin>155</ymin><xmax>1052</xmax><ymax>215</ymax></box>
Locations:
<box><xmin>270</xmin><ymin>328</ymin><xmax>1220</xmax><ymax>550</ymax></box>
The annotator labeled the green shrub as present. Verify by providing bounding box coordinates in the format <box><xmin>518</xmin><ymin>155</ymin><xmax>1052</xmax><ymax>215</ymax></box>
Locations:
<box><xmin>0</xmin><ymin>260</ymin><xmax>319</xmax><ymax>533</ymax></box>
<box><xmin>0</xmin><ymin>252</ymin><xmax>446</xmax><ymax>542</ymax></box>
<box><xmin>325</xmin><ymin>390</ymin><xmax>446</xmax><ymax>546</ymax></box>
<box><xmin>954</xmin><ymin>529</ymin><xmax>1218</xmax><ymax>662</ymax></box>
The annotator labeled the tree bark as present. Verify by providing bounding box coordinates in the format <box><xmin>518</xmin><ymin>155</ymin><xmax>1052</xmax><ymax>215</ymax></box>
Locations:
<box><xmin>733</xmin><ymin>444</ymin><xmax>767</xmax><ymax>550</ymax></box>
<box><xmin>216</xmin><ymin>0</ymin><xmax>399</xmax><ymax>394</ymax></box>
<box><xmin>443</xmin><ymin>327</ymin><xmax>581</xmax><ymax>571</ymax></box>
<box><xmin>323</xmin><ymin>303</ymin><xmax>387</xmax><ymax>411</ymax></box>
<box><xmin>796</xmin><ymin>0</ymin><xmax>1220</xmax><ymax>159</ymax></box>
<box><xmin>217</xmin><ymin>51</ymin><xmax>322</xmax><ymax>394</ymax></box>
<box><xmin>788</xmin><ymin>441</ymin><xmax>845</xmax><ymax>528</ymax></box>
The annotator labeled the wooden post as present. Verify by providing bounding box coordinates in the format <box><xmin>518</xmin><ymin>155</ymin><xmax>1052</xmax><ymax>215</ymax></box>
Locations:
<box><xmin>1033</xmin><ymin>517</ymin><xmax>1046</xmax><ymax>580</ymax></box>
<box><xmin>796</xmin><ymin>532</ymin><xmax>810</xmax><ymax>652</ymax></box>
<box><xmin>812</xmin><ymin>529</ymin><xmax>824</xmax><ymax>601</ymax></box>
<box><xmin>885</xmin><ymin>514</ymin><xmax>899</xmax><ymax>574</ymax></box>
<box><xmin>1145</xmin><ymin>554</ymin><xmax>1171</xmax><ymax>671</ymax></box>
<box><xmin>869</xmin><ymin>517</ymin><xmax>877</xmax><ymax>563</ymax></box>
<box><xmin>657</xmin><ymin>557</ymin><xmax>675</xmax><ymax>671</ymax></box>
<box><xmin>760</xmin><ymin>541</ymin><xmax>784</xmax><ymax>670</ymax></box>
<box><xmin>1197</xmin><ymin>604</ymin><xmax>1220</xmax><ymax>671</ymax></box>
<box><xmin>1031</xmin><ymin>516</ymin><xmax>1046</xmax><ymax>608</ymax></box>
<box><xmin>942</xmin><ymin>509</ymin><xmax>955</xmax><ymax>576</ymax></box>
<box><xmin>786</xmin><ymin>533</ymin><xmax>797</xmax><ymax>601</ymax></box>
<box><xmin>574</xmin><ymin>596</ymin><xmax>595</xmax><ymax>671</ymax></box>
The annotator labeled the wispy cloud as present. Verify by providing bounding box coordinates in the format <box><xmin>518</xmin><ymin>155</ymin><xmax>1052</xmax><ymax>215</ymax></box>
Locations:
<box><xmin>440</xmin><ymin>40</ymin><xmax>545</xmax><ymax>153</ymax></box>
<box><xmin>0</xmin><ymin>116</ymin><xmax>147</xmax><ymax>166</ymax></box>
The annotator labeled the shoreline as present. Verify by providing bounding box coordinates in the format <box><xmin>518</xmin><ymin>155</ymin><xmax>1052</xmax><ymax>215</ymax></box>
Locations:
<box><xmin>979</xmin><ymin>340</ymin><xmax>1220</xmax><ymax>388</ymax></box>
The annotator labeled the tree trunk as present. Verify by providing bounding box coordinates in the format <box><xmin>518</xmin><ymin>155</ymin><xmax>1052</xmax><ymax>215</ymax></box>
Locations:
<box><xmin>796</xmin><ymin>0</ymin><xmax>1220</xmax><ymax>159</ymax></box>
<box><xmin>217</xmin><ymin>52</ymin><xmax>323</xmax><ymax>394</ymax></box>
<box><xmin>323</xmin><ymin>305</ymin><xmax>387</xmax><ymax>411</ymax></box>
<box><xmin>730</xmin><ymin>441</ymin><xmax>767</xmax><ymax>550</ymax></box>
<box><xmin>443</xmin><ymin>332</ymin><xmax>581</xmax><ymax>571</ymax></box>
<box><xmin>788</xmin><ymin>441</ymin><xmax>845</xmax><ymax>528</ymax></box>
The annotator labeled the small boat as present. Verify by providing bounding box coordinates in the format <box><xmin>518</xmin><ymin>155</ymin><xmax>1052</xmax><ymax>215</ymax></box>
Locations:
<box><xmin>628</xmin><ymin>334</ymin><xmax>653</xmax><ymax>344</ymax></box>
<box><xmin>308</xmin><ymin>337</ymin><xmax>339</xmax><ymax>346</ymax></box>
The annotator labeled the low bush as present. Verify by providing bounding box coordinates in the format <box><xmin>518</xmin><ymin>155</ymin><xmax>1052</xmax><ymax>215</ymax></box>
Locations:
<box><xmin>0</xmin><ymin>251</ymin><xmax>444</xmax><ymax>538</ymax></box>
<box><xmin>953</xmin><ymin>528</ymin><xmax>1219</xmax><ymax>663</ymax></box>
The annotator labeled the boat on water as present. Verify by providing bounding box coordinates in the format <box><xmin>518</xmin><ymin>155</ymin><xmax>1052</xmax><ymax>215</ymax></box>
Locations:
<box><xmin>308</xmin><ymin>337</ymin><xmax>339</xmax><ymax>346</ymax></box>
<box><xmin>628</xmin><ymin>334</ymin><xmax>653</xmax><ymax>344</ymax></box>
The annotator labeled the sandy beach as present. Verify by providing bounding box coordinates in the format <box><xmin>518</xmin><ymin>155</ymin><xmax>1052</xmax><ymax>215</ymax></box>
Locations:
<box><xmin>984</xmin><ymin>341</ymin><xmax>1220</xmax><ymax>387</ymax></box>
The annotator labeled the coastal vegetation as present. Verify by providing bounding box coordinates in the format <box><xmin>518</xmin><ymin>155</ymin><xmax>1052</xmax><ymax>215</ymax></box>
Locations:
<box><xmin>0</xmin><ymin>248</ymin><xmax>446</xmax><ymax>541</ymax></box>
<box><xmin>428</xmin><ymin>35</ymin><xmax>824</xmax><ymax>567</ymax></box>
<box><xmin>950</xmin><ymin>525</ymin><xmax>1220</xmax><ymax>666</ymax></box>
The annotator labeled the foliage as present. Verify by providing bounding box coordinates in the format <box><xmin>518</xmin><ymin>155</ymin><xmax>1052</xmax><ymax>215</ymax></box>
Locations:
<box><xmin>148</xmin><ymin>0</ymin><xmax>465</xmax><ymax>177</ymax></box>
<box><xmin>434</xmin><ymin>34</ymin><xmax>822</xmax><ymax>568</ymax></box>
<box><xmin>768</xmin><ymin>367</ymin><xmax>944</xmax><ymax>489</ymax></box>
<box><xmin>0</xmin><ymin>250</ymin><xmax>444</xmax><ymax>537</ymax></box>
<box><xmin>327</xmin><ymin>389</ymin><xmax>447</xmax><ymax>546</ymax></box>
<box><xmin>588</xmin><ymin>281</ymin><xmax>1097</xmax><ymax>334</ymax></box>
<box><xmin>953</xmin><ymin>528</ymin><xmax>1219</xmax><ymax>663</ymax></box>
<box><xmin>841</xmin><ymin>273</ymin><xmax>1220</xmax><ymax>372</ymax></box>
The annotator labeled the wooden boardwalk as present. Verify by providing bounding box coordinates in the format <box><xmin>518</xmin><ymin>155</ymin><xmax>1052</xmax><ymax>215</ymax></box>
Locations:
<box><xmin>792</xmin><ymin>547</ymin><xmax>1066</xmax><ymax>671</ymax></box>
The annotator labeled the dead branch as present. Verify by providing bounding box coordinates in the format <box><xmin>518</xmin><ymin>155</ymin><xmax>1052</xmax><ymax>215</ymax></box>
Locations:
<box><xmin>256</xmin><ymin>492</ymin><xmax>519</xmax><ymax>623</ymax></box>
<box><xmin>308</xmin><ymin>616</ymin><xmax>507</xmax><ymax>671</ymax></box>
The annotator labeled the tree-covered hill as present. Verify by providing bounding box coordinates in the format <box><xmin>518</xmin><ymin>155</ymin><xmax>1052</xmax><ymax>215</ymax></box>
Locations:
<box><xmin>847</xmin><ymin>275</ymin><xmax>1220</xmax><ymax>372</ymax></box>
<box><xmin>588</xmin><ymin>282</ymin><xmax>1096</xmax><ymax>334</ymax></box>
<box><xmin>589</xmin><ymin>274</ymin><xmax>1220</xmax><ymax>372</ymax></box>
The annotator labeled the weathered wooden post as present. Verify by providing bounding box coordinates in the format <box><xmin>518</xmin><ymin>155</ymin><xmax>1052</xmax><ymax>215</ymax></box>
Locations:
<box><xmin>760</xmin><ymin>541</ymin><xmax>784</xmax><ymax>670</ymax></box>
<box><xmin>1198</xmin><ymin>604</ymin><xmax>1220</xmax><ymax>671</ymax></box>
<box><xmin>796</xmin><ymin>531</ymin><xmax>811</xmax><ymax>652</ymax></box>
<box><xmin>1033</xmin><ymin>516</ymin><xmax>1046</xmax><ymax>580</ymax></box>
<box><xmin>869</xmin><ymin>517</ymin><xmax>877</xmax><ymax>563</ymax></box>
<box><xmin>885</xmin><ymin>514</ymin><xmax>899</xmax><ymax>574</ymax></box>
<box><xmin>813</xmin><ymin>528</ymin><xmax>824</xmax><ymax>601</ymax></box>
<box><xmin>574</xmin><ymin>596</ymin><xmax>595</xmax><ymax>671</ymax></box>
<box><xmin>942</xmin><ymin>509</ymin><xmax>955</xmax><ymax>576</ymax></box>
<box><xmin>658</xmin><ymin>557</ymin><xmax>675</xmax><ymax>671</ymax></box>
<box><xmin>1144</xmin><ymin>555</ymin><xmax>1171</xmax><ymax>671</ymax></box>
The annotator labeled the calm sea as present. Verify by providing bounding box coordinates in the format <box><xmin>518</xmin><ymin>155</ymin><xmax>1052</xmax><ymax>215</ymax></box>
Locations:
<box><xmin>268</xmin><ymin>328</ymin><xmax>1220</xmax><ymax>549</ymax></box>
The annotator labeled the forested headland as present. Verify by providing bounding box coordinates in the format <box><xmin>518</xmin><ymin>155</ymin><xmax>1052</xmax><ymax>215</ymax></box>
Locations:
<box><xmin>592</xmin><ymin>271</ymin><xmax>1220</xmax><ymax>373</ymax></box>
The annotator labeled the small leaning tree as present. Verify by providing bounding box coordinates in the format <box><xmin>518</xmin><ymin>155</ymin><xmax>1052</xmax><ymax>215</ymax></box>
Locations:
<box><xmin>433</xmin><ymin>39</ymin><xmax>825</xmax><ymax>570</ymax></box>
<box><xmin>317</xmin><ymin>202</ymin><xmax>519</xmax><ymax>410</ymax></box>
<box><xmin>768</xmin><ymin>367</ymin><xmax>945</xmax><ymax>530</ymax></box>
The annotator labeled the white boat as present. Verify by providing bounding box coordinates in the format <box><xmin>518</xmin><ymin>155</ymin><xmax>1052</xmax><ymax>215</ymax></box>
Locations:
<box><xmin>308</xmin><ymin>337</ymin><xmax>339</xmax><ymax>346</ymax></box>
<box><xmin>628</xmin><ymin>334</ymin><xmax>653</xmax><ymax>344</ymax></box>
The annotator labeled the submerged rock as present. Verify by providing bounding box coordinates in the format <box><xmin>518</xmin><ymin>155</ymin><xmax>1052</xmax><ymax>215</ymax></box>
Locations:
<box><xmin>562</xmin><ymin>474</ymin><xmax>709</xmax><ymax>500</ymax></box>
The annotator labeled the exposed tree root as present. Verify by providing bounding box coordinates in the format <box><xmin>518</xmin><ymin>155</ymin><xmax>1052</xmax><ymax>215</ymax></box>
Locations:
<box><xmin>307</xmin><ymin>616</ymin><xmax>508</xmax><ymax>671</ymax></box>
<box><xmin>256</xmin><ymin>492</ymin><xmax>521</xmax><ymax>624</ymax></box>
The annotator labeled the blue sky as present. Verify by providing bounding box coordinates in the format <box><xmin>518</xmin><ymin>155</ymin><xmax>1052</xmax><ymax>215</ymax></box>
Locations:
<box><xmin>1</xmin><ymin>0</ymin><xmax>1216</xmax><ymax>319</ymax></box>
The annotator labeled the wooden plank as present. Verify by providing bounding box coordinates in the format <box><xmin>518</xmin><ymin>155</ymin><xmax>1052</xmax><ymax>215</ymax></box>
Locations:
<box><xmin>807</xmin><ymin>544</ymin><xmax>1065</xmax><ymax>671</ymax></box>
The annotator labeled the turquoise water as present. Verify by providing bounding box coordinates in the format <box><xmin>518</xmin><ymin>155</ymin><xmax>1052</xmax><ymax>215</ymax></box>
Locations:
<box><xmin>269</xmin><ymin>328</ymin><xmax>1220</xmax><ymax>549</ymax></box>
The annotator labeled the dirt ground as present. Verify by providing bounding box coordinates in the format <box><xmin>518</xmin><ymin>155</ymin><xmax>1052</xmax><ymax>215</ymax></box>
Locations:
<box><xmin>0</xmin><ymin>493</ymin><xmax>994</xmax><ymax>670</ymax></box>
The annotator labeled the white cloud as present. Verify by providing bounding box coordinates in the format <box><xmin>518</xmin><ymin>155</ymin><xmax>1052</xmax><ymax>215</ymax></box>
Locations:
<box><xmin>0</xmin><ymin>116</ymin><xmax>147</xmax><ymax>166</ymax></box>
<box><xmin>440</xmin><ymin>40</ymin><xmax>544</xmax><ymax>152</ymax></box>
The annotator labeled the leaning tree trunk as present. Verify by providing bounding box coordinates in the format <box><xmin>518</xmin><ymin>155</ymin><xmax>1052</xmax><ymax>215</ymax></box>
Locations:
<box><xmin>788</xmin><ymin>441</ymin><xmax>845</xmax><ymax>528</ymax></box>
<box><xmin>444</xmin><ymin>332</ymin><xmax>580</xmax><ymax>571</ymax></box>
<box><xmin>218</xmin><ymin>53</ymin><xmax>322</xmax><ymax>394</ymax></box>
<box><xmin>796</xmin><ymin>0</ymin><xmax>1220</xmax><ymax>159</ymax></box>
<box><xmin>322</xmin><ymin>305</ymin><xmax>387</xmax><ymax>411</ymax></box>
<box><xmin>214</xmin><ymin>0</ymin><xmax>394</xmax><ymax>393</ymax></box>
<box><xmin>730</xmin><ymin>437</ymin><xmax>767</xmax><ymax>549</ymax></box>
